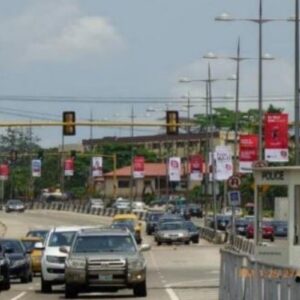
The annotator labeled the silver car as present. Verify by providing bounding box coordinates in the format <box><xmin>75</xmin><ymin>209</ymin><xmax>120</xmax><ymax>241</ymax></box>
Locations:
<box><xmin>155</xmin><ymin>221</ymin><xmax>190</xmax><ymax>245</ymax></box>
<box><xmin>62</xmin><ymin>227</ymin><xmax>150</xmax><ymax>298</ymax></box>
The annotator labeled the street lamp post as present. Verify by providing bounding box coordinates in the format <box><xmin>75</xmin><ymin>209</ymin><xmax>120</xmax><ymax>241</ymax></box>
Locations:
<box><xmin>203</xmin><ymin>40</ymin><xmax>274</xmax><ymax>174</ymax></box>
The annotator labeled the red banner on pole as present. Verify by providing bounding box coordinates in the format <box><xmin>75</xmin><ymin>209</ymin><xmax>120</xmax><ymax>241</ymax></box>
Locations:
<box><xmin>64</xmin><ymin>158</ymin><xmax>74</xmax><ymax>176</ymax></box>
<box><xmin>133</xmin><ymin>156</ymin><xmax>144</xmax><ymax>179</ymax></box>
<box><xmin>239</xmin><ymin>134</ymin><xmax>258</xmax><ymax>173</ymax></box>
<box><xmin>190</xmin><ymin>155</ymin><xmax>203</xmax><ymax>181</ymax></box>
<box><xmin>0</xmin><ymin>164</ymin><xmax>9</xmax><ymax>180</ymax></box>
<box><xmin>264</xmin><ymin>113</ymin><xmax>289</xmax><ymax>162</ymax></box>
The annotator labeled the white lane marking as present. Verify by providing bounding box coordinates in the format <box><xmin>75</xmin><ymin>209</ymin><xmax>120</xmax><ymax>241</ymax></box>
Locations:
<box><xmin>149</xmin><ymin>250</ymin><xmax>180</xmax><ymax>300</ymax></box>
<box><xmin>165</xmin><ymin>284</ymin><xmax>180</xmax><ymax>300</ymax></box>
<box><xmin>10</xmin><ymin>292</ymin><xmax>27</xmax><ymax>300</ymax></box>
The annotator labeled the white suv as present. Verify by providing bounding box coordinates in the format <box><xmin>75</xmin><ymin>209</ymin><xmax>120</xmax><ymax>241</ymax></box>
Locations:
<box><xmin>40</xmin><ymin>226</ymin><xmax>83</xmax><ymax>293</ymax></box>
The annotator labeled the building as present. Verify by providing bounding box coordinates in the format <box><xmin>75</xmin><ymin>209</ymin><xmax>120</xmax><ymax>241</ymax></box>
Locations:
<box><xmin>104</xmin><ymin>162</ymin><xmax>200</xmax><ymax>199</ymax></box>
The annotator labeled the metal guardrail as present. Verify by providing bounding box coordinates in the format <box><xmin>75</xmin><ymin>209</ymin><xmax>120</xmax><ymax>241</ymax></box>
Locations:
<box><xmin>219</xmin><ymin>248</ymin><xmax>300</xmax><ymax>300</ymax></box>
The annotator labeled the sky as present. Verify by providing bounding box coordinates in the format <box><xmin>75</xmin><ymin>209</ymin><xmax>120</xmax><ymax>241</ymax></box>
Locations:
<box><xmin>0</xmin><ymin>0</ymin><xmax>295</xmax><ymax>147</ymax></box>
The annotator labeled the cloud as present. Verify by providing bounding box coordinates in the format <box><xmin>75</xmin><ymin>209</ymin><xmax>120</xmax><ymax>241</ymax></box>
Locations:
<box><xmin>171</xmin><ymin>58</ymin><xmax>294</xmax><ymax>119</ymax></box>
<box><xmin>0</xmin><ymin>1</ymin><xmax>124</xmax><ymax>65</ymax></box>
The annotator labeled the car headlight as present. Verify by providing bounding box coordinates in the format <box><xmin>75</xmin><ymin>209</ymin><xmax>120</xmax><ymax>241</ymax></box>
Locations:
<box><xmin>0</xmin><ymin>259</ymin><xmax>6</xmax><ymax>265</ymax></box>
<box><xmin>66</xmin><ymin>259</ymin><xmax>86</xmax><ymax>269</ymax></box>
<box><xmin>46</xmin><ymin>256</ymin><xmax>61</xmax><ymax>264</ymax></box>
<box><xmin>178</xmin><ymin>233</ymin><xmax>184</xmax><ymax>237</ymax></box>
<box><xmin>128</xmin><ymin>260</ymin><xmax>144</xmax><ymax>270</ymax></box>
<box><xmin>13</xmin><ymin>258</ymin><xmax>27</xmax><ymax>267</ymax></box>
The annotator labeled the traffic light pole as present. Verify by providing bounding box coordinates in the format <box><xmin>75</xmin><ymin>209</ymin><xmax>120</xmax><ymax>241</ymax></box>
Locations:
<box><xmin>61</xmin><ymin>134</ymin><xmax>65</xmax><ymax>194</ymax></box>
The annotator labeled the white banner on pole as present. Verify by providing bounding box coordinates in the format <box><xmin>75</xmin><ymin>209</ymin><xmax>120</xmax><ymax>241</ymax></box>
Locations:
<box><xmin>32</xmin><ymin>159</ymin><xmax>42</xmax><ymax>177</ymax></box>
<box><xmin>214</xmin><ymin>146</ymin><xmax>233</xmax><ymax>181</ymax></box>
<box><xmin>168</xmin><ymin>157</ymin><xmax>181</xmax><ymax>182</ymax></box>
<box><xmin>92</xmin><ymin>157</ymin><xmax>103</xmax><ymax>177</ymax></box>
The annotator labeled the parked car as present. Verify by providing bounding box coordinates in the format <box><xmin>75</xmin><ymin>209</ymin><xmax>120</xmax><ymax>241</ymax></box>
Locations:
<box><xmin>246</xmin><ymin>222</ymin><xmax>275</xmax><ymax>242</ymax></box>
<box><xmin>145</xmin><ymin>211</ymin><xmax>165</xmax><ymax>235</ymax></box>
<box><xmin>112</xmin><ymin>214</ymin><xmax>142</xmax><ymax>244</ymax></box>
<box><xmin>184</xmin><ymin>221</ymin><xmax>200</xmax><ymax>243</ymax></box>
<box><xmin>113</xmin><ymin>199</ymin><xmax>131</xmax><ymax>210</ymax></box>
<box><xmin>222</xmin><ymin>207</ymin><xmax>243</xmax><ymax>217</ymax></box>
<box><xmin>132</xmin><ymin>201</ymin><xmax>147</xmax><ymax>213</ymax></box>
<box><xmin>0</xmin><ymin>239</ymin><xmax>32</xmax><ymax>283</ymax></box>
<box><xmin>63</xmin><ymin>227</ymin><xmax>150</xmax><ymax>298</ymax></box>
<box><xmin>5</xmin><ymin>199</ymin><xmax>25</xmax><ymax>213</ymax></box>
<box><xmin>210</xmin><ymin>215</ymin><xmax>231</xmax><ymax>231</ymax></box>
<box><xmin>21</xmin><ymin>237</ymin><xmax>43</xmax><ymax>274</ymax></box>
<box><xmin>155</xmin><ymin>221</ymin><xmax>190</xmax><ymax>245</ymax></box>
<box><xmin>234</xmin><ymin>218</ymin><xmax>251</xmax><ymax>236</ymax></box>
<box><xmin>272</xmin><ymin>220</ymin><xmax>288</xmax><ymax>237</ymax></box>
<box><xmin>0</xmin><ymin>244</ymin><xmax>10</xmax><ymax>291</ymax></box>
<box><xmin>40</xmin><ymin>226</ymin><xmax>83</xmax><ymax>293</ymax></box>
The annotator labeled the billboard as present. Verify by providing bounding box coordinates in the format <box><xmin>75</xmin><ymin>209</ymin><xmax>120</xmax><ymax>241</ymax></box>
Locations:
<box><xmin>239</xmin><ymin>134</ymin><xmax>258</xmax><ymax>173</ymax></box>
<box><xmin>64</xmin><ymin>158</ymin><xmax>74</xmax><ymax>176</ymax></box>
<box><xmin>92</xmin><ymin>157</ymin><xmax>103</xmax><ymax>177</ymax></box>
<box><xmin>264</xmin><ymin>113</ymin><xmax>289</xmax><ymax>162</ymax></box>
<box><xmin>133</xmin><ymin>156</ymin><xmax>145</xmax><ymax>179</ymax></box>
<box><xmin>190</xmin><ymin>155</ymin><xmax>203</xmax><ymax>181</ymax></box>
<box><xmin>214</xmin><ymin>145</ymin><xmax>233</xmax><ymax>181</ymax></box>
<box><xmin>168</xmin><ymin>157</ymin><xmax>181</xmax><ymax>182</ymax></box>
<box><xmin>32</xmin><ymin>159</ymin><xmax>42</xmax><ymax>177</ymax></box>
<box><xmin>0</xmin><ymin>164</ymin><xmax>9</xmax><ymax>181</ymax></box>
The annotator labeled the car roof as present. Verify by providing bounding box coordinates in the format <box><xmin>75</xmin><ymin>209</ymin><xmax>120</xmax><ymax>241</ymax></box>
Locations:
<box><xmin>77</xmin><ymin>227</ymin><xmax>131</xmax><ymax>237</ymax></box>
<box><xmin>49</xmin><ymin>226</ymin><xmax>85</xmax><ymax>233</ymax></box>
<box><xmin>113</xmin><ymin>214</ymin><xmax>137</xmax><ymax>220</ymax></box>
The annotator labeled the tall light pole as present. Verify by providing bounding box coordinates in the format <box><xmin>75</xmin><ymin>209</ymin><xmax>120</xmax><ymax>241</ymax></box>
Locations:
<box><xmin>295</xmin><ymin>0</ymin><xmax>300</xmax><ymax>164</ymax></box>
<box><xmin>203</xmin><ymin>40</ymin><xmax>274</xmax><ymax>173</ymax></box>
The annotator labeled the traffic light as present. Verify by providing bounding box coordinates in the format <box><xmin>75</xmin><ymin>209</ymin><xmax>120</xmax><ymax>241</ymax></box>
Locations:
<box><xmin>63</xmin><ymin>111</ymin><xmax>76</xmax><ymax>136</ymax></box>
<box><xmin>37</xmin><ymin>150</ymin><xmax>44</xmax><ymax>160</ymax></box>
<box><xmin>166</xmin><ymin>111</ymin><xmax>179</xmax><ymax>135</ymax></box>
<box><xmin>10</xmin><ymin>150</ymin><xmax>17</xmax><ymax>162</ymax></box>
<box><xmin>70</xmin><ymin>150</ymin><xmax>76</xmax><ymax>160</ymax></box>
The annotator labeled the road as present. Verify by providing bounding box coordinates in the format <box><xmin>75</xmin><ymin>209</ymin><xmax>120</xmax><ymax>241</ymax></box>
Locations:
<box><xmin>0</xmin><ymin>210</ymin><xmax>220</xmax><ymax>300</ymax></box>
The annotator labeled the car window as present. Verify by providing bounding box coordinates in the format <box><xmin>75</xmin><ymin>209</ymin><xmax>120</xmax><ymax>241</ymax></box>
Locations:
<box><xmin>48</xmin><ymin>231</ymin><xmax>76</xmax><ymax>247</ymax></box>
<box><xmin>149</xmin><ymin>214</ymin><xmax>163</xmax><ymax>221</ymax></box>
<box><xmin>0</xmin><ymin>240</ymin><xmax>24</xmax><ymax>253</ymax></box>
<box><xmin>26</xmin><ymin>230</ymin><xmax>48</xmax><ymax>240</ymax></box>
<box><xmin>160</xmin><ymin>222</ymin><xmax>184</xmax><ymax>231</ymax></box>
<box><xmin>22</xmin><ymin>240</ymin><xmax>37</xmax><ymax>251</ymax></box>
<box><xmin>73</xmin><ymin>235</ymin><xmax>136</xmax><ymax>253</ymax></box>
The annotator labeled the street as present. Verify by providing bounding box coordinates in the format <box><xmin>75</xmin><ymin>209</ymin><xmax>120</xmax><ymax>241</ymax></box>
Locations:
<box><xmin>0</xmin><ymin>210</ymin><xmax>220</xmax><ymax>300</ymax></box>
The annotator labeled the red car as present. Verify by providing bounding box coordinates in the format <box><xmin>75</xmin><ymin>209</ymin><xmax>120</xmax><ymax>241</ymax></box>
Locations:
<box><xmin>246</xmin><ymin>222</ymin><xmax>274</xmax><ymax>242</ymax></box>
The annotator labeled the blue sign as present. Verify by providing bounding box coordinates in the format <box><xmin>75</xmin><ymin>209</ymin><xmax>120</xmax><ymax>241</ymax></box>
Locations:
<box><xmin>228</xmin><ymin>191</ymin><xmax>241</xmax><ymax>206</ymax></box>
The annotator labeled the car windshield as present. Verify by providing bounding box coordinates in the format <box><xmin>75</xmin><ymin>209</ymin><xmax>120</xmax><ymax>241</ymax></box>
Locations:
<box><xmin>26</xmin><ymin>230</ymin><xmax>48</xmax><ymax>240</ymax></box>
<box><xmin>185</xmin><ymin>222</ymin><xmax>197</xmax><ymax>231</ymax></box>
<box><xmin>72</xmin><ymin>235</ymin><xmax>136</xmax><ymax>253</ymax></box>
<box><xmin>48</xmin><ymin>231</ymin><xmax>76</xmax><ymax>247</ymax></box>
<box><xmin>149</xmin><ymin>214</ymin><xmax>163</xmax><ymax>221</ymax></box>
<box><xmin>0</xmin><ymin>240</ymin><xmax>24</xmax><ymax>253</ymax></box>
<box><xmin>159</xmin><ymin>222</ymin><xmax>184</xmax><ymax>231</ymax></box>
<box><xmin>21</xmin><ymin>240</ymin><xmax>37</xmax><ymax>251</ymax></box>
<box><xmin>8</xmin><ymin>200</ymin><xmax>22</xmax><ymax>205</ymax></box>
<box><xmin>112</xmin><ymin>221</ymin><xmax>135</xmax><ymax>232</ymax></box>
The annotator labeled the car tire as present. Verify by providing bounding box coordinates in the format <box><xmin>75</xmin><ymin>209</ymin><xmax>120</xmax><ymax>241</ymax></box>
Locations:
<box><xmin>2</xmin><ymin>279</ymin><xmax>10</xmax><ymax>290</ymax></box>
<box><xmin>270</xmin><ymin>236</ymin><xmax>275</xmax><ymax>242</ymax></box>
<box><xmin>133</xmin><ymin>280</ymin><xmax>147</xmax><ymax>297</ymax></box>
<box><xmin>65</xmin><ymin>284</ymin><xmax>78</xmax><ymax>299</ymax></box>
<box><xmin>193</xmin><ymin>238</ymin><xmax>199</xmax><ymax>244</ymax></box>
<box><xmin>184</xmin><ymin>240</ymin><xmax>190</xmax><ymax>245</ymax></box>
<box><xmin>41</xmin><ymin>275</ymin><xmax>52</xmax><ymax>293</ymax></box>
<box><xmin>157</xmin><ymin>241</ymin><xmax>161</xmax><ymax>246</ymax></box>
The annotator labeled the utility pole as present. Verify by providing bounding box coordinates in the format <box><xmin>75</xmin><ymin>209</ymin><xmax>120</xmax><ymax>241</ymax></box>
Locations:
<box><xmin>90</xmin><ymin>109</ymin><xmax>93</xmax><ymax>140</ymax></box>
<box><xmin>129</xmin><ymin>106</ymin><xmax>134</xmax><ymax>211</ymax></box>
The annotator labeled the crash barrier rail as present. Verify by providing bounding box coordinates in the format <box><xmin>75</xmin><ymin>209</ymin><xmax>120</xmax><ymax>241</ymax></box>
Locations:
<box><xmin>225</xmin><ymin>233</ymin><xmax>255</xmax><ymax>255</ymax></box>
<box><xmin>219</xmin><ymin>248</ymin><xmax>300</xmax><ymax>300</ymax></box>
<box><xmin>26</xmin><ymin>201</ymin><xmax>226</xmax><ymax>243</ymax></box>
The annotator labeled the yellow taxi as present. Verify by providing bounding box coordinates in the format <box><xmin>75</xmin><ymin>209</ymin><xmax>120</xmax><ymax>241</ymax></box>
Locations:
<box><xmin>112</xmin><ymin>214</ymin><xmax>142</xmax><ymax>244</ymax></box>
<box><xmin>21</xmin><ymin>237</ymin><xmax>43</xmax><ymax>274</ymax></box>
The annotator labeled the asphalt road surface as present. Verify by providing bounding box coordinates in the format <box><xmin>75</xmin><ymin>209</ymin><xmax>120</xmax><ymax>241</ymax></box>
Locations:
<box><xmin>0</xmin><ymin>210</ymin><xmax>220</xmax><ymax>300</ymax></box>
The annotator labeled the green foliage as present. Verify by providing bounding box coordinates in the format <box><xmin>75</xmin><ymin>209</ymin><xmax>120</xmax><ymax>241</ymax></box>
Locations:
<box><xmin>188</xmin><ymin>185</ymin><xmax>202</xmax><ymax>202</ymax></box>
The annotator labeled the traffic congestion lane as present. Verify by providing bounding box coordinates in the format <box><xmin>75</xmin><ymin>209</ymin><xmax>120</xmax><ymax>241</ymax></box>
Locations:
<box><xmin>0</xmin><ymin>210</ymin><xmax>220</xmax><ymax>300</ymax></box>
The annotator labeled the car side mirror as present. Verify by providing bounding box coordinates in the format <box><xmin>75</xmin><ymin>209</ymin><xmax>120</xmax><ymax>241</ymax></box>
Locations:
<box><xmin>59</xmin><ymin>246</ymin><xmax>70</xmax><ymax>254</ymax></box>
<box><xmin>34</xmin><ymin>242</ymin><xmax>44</xmax><ymax>250</ymax></box>
<box><xmin>139</xmin><ymin>244</ymin><xmax>151</xmax><ymax>252</ymax></box>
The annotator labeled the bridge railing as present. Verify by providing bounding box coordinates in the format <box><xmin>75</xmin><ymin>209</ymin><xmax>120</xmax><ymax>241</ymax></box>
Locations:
<box><xmin>219</xmin><ymin>248</ymin><xmax>300</xmax><ymax>300</ymax></box>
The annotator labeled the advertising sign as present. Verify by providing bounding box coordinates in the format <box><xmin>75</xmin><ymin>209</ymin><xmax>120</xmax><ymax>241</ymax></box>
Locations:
<box><xmin>214</xmin><ymin>146</ymin><xmax>233</xmax><ymax>181</ymax></box>
<box><xmin>168</xmin><ymin>157</ymin><xmax>181</xmax><ymax>182</ymax></box>
<box><xmin>264</xmin><ymin>113</ymin><xmax>289</xmax><ymax>162</ymax></box>
<box><xmin>92</xmin><ymin>157</ymin><xmax>103</xmax><ymax>177</ymax></box>
<box><xmin>133</xmin><ymin>156</ymin><xmax>145</xmax><ymax>179</ymax></box>
<box><xmin>190</xmin><ymin>155</ymin><xmax>203</xmax><ymax>181</ymax></box>
<box><xmin>0</xmin><ymin>164</ymin><xmax>9</xmax><ymax>181</ymax></box>
<box><xmin>64</xmin><ymin>158</ymin><xmax>74</xmax><ymax>176</ymax></box>
<box><xmin>239</xmin><ymin>134</ymin><xmax>258</xmax><ymax>173</ymax></box>
<box><xmin>32</xmin><ymin>159</ymin><xmax>42</xmax><ymax>177</ymax></box>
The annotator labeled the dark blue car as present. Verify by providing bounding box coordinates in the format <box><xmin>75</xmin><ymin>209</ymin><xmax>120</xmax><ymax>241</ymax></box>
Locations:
<box><xmin>272</xmin><ymin>220</ymin><xmax>288</xmax><ymax>237</ymax></box>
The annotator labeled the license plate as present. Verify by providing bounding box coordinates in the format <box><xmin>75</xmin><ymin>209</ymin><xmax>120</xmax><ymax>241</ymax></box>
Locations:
<box><xmin>98</xmin><ymin>274</ymin><xmax>112</xmax><ymax>281</ymax></box>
